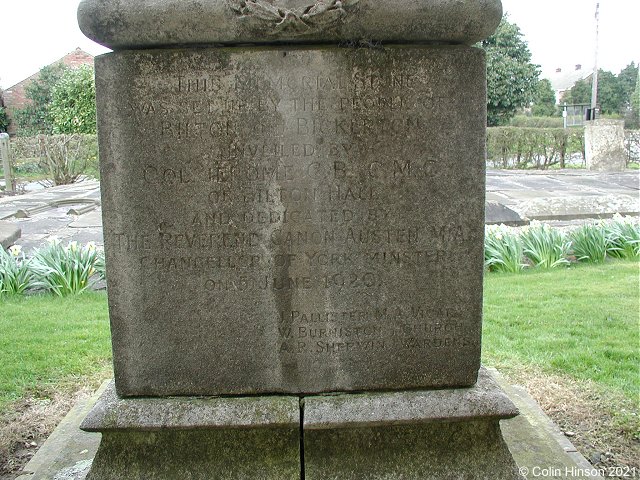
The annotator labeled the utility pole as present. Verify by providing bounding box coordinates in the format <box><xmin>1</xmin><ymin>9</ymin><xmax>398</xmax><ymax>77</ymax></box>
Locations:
<box><xmin>590</xmin><ymin>2</ymin><xmax>600</xmax><ymax>119</ymax></box>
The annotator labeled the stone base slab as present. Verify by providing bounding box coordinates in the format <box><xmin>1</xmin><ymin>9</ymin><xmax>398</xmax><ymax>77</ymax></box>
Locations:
<box><xmin>86</xmin><ymin>429</ymin><xmax>300</xmax><ymax>480</ymax></box>
<box><xmin>305</xmin><ymin>420</ymin><xmax>522</xmax><ymax>479</ymax></box>
<box><xmin>18</xmin><ymin>369</ymin><xmax>603</xmax><ymax>480</ymax></box>
<box><xmin>77</xmin><ymin>369</ymin><xmax>526</xmax><ymax>479</ymax></box>
<box><xmin>304</xmin><ymin>368</ymin><xmax>523</xmax><ymax>479</ymax></box>
<box><xmin>80</xmin><ymin>385</ymin><xmax>300</xmax><ymax>479</ymax></box>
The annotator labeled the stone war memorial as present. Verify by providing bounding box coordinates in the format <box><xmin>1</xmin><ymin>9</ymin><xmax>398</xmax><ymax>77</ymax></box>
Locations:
<box><xmin>77</xmin><ymin>0</ymin><xmax>524</xmax><ymax>478</ymax></box>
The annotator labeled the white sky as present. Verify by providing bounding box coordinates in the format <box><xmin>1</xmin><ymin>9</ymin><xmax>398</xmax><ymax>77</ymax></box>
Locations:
<box><xmin>0</xmin><ymin>0</ymin><xmax>638</xmax><ymax>89</ymax></box>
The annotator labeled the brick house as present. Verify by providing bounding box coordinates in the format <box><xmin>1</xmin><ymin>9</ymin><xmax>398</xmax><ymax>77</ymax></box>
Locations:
<box><xmin>549</xmin><ymin>64</ymin><xmax>593</xmax><ymax>104</ymax></box>
<box><xmin>1</xmin><ymin>48</ymin><xmax>94</xmax><ymax>136</ymax></box>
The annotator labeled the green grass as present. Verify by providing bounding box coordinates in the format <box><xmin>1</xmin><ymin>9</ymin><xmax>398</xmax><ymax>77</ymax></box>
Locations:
<box><xmin>0</xmin><ymin>262</ymin><xmax>637</xmax><ymax>413</ymax></box>
<box><xmin>0</xmin><ymin>292</ymin><xmax>111</xmax><ymax>412</ymax></box>
<box><xmin>483</xmin><ymin>260</ymin><xmax>639</xmax><ymax>400</ymax></box>
<box><xmin>0</xmin><ymin>168</ymin><xmax>49</xmax><ymax>182</ymax></box>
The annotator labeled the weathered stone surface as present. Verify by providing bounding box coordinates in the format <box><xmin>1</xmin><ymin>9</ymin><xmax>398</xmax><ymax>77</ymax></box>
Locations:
<box><xmin>585</xmin><ymin>120</ymin><xmax>627</xmax><ymax>172</ymax></box>
<box><xmin>78</xmin><ymin>0</ymin><xmax>503</xmax><ymax>50</ymax></box>
<box><xmin>81</xmin><ymin>381</ymin><xmax>299</xmax><ymax>431</ymax></box>
<box><xmin>86</xmin><ymin>430</ymin><xmax>299</xmax><ymax>480</ymax></box>
<box><xmin>0</xmin><ymin>220</ymin><xmax>21</xmax><ymax>249</ymax></box>
<box><xmin>485</xmin><ymin>201</ymin><xmax>527</xmax><ymax>226</ymax></box>
<box><xmin>304</xmin><ymin>370</ymin><xmax>522</xmax><ymax>478</ymax></box>
<box><xmin>97</xmin><ymin>45</ymin><xmax>487</xmax><ymax>396</ymax></box>
<box><xmin>80</xmin><ymin>383</ymin><xmax>300</xmax><ymax>480</ymax></box>
<box><xmin>304</xmin><ymin>421</ymin><xmax>523</xmax><ymax>479</ymax></box>
<box><xmin>303</xmin><ymin>367</ymin><xmax>518</xmax><ymax>429</ymax></box>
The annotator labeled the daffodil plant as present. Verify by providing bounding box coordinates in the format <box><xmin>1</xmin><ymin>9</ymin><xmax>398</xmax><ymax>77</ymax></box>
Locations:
<box><xmin>0</xmin><ymin>244</ymin><xmax>37</xmax><ymax>296</ymax></box>
<box><xmin>31</xmin><ymin>239</ymin><xmax>101</xmax><ymax>296</ymax></box>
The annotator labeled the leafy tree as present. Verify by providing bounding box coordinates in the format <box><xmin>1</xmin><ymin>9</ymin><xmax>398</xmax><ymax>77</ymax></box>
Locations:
<box><xmin>49</xmin><ymin>66</ymin><xmax>96</xmax><ymax>134</ymax></box>
<box><xmin>0</xmin><ymin>107</ymin><xmax>8</xmax><ymax>133</ymax></box>
<box><xmin>564</xmin><ymin>63</ymin><xmax>638</xmax><ymax>116</ymax></box>
<box><xmin>634</xmin><ymin>74</ymin><xmax>640</xmax><ymax>112</ymax></box>
<box><xmin>618</xmin><ymin>63</ymin><xmax>638</xmax><ymax>103</ymax></box>
<box><xmin>628</xmin><ymin>69</ymin><xmax>640</xmax><ymax>128</ymax></box>
<box><xmin>531</xmin><ymin>79</ymin><xmax>557</xmax><ymax>117</ymax></box>
<box><xmin>14</xmin><ymin>63</ymin><xmax>68</xmax><ymax>135</ymax></box>
<box><xmin>0</xmin><ymin>89</ymin><xmax>8</xmax><ymax>133</ymax></box>
<box><xmin>480</xmin><ymin>16</ymin><xmax>540</xmax><ymax>126</ymax></box>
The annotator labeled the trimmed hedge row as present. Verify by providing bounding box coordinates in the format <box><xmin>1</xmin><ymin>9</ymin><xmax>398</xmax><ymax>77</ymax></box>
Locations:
<box><xmin>487</xmin><ymin>128</ymin><xmax>640</xmax><ymax>170</ymax></box>
<box><xmin>487</xmin><ymin>127</ymin><xmax>585</xmax><ymax>169</ymax></box>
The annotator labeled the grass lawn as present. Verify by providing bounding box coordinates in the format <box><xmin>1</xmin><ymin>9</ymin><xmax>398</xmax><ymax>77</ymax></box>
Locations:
<box><xmin>483</xmin><ymin>260</ymin><xmax>639</xmax><ymax>400</ymax></box>
<box><xmin>0</xmin><ymin>261</ymin><xmax>637</xmax><ymax>410</ymax></box>
<box><xmin>0</xmin><ymin>292</ymin><xmax>112</xmax><ymax>411</ymax></box>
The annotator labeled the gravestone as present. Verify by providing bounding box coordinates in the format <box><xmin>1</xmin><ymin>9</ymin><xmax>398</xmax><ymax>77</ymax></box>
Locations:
<box><xmin>0</xmin><ymin>133</ymin><xmax>15</xmax><ymax>193</ymax></box>
<box><xmin>585</xmin><ymin>119</ymin><xmax>627</xmax><ymax>171</ymax></box>
<box><xmin>78</xmin><ymin>0</ymin><xmax>523</xmax><ymax>478</ymax></box>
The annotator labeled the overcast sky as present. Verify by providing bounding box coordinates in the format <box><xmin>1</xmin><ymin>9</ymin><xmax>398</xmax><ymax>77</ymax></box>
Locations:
<box><xmin>0</xmin><ymin>0</ymin><xmax>638</xmax><ymax>89</ymax></box>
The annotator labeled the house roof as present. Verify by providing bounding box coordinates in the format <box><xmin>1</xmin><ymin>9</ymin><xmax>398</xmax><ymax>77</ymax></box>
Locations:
<box><xmin>549</xmin><ymin>66</ymin><xmax>593</xmax><ymax>93</ymax></box>
<box><xmin>4</xmin><ymin>48</ymin><xmax>94</xmax><ymax>91</ymax></box>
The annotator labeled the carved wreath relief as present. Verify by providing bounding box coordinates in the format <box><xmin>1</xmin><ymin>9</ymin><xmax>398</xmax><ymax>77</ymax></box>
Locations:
<box><xmin>228</xmin><ymin>0</ymin><xmax>360</xmax><ymax>34</ymax></box>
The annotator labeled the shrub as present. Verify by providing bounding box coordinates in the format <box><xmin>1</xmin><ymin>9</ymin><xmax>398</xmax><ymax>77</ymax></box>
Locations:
<box><xmin>624</xmin><ymin>130</ymin><xmax>640</xmax><ymax>166</ymax></box>
<box><xmin>0</xmin><ymin>245</ymin><xmax>37</xmax><ymax>296</ymax></box>
<box><xmin>484</xmin><ymin>225</ymin><xmax>526</xmax><ymax>273</ymax></box>
<box><xmin>32</xmin><ymin>240</ymin><xmax>100</xmax><ymax>296</ymax></box>
<box><xmin>49</xmin><ymin>65</ymin><xmax>97</xmax><ymax>135</ymax></box>
<box><xmin>605</xmin><ymin>216</ymin><xmax>640</xmax><ymax>260</ymax></box>
<box><xmin>94</xmin><ymin>249</ymin><xmax>106</xmax><ymax>280</ymax></box>
<box><xmin>37</xmin><ymin>134</ymin><xmax>98</xmax><ymax>186</ymax></box>
<box><xmin>520</xmin><ymin>223</ymin><xmax>571</xmax><ymax>269</ymax></box>
<box><xmin>0</xmin><ymin>107</ymin><xmax>9</xmax><ymax>133</ymax></box>
<box><xmin>509</xmin><ymin>115</ymin><xmax>563</xmax><ymax>128</ymax></box>
<box><xmin>487</xmin><ymin>127</ymin><xmax>584</xmax><ymax>169</ymax></box>
<box><xmin>9</xmin><ymin>135</ymin><xmax>98</xmax><ymax>184</ymax></box>
<box><xmin>570</xmin><ymin>225</ymin><xmax>608</xmax><ymax>263</ymax></box>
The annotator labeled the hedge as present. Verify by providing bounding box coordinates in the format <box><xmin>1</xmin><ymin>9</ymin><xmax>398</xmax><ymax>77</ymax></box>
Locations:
<box><xmin>5</xmin><ymin>130</ymin><xmax>640</xmax><ymax>177</ymax></box>
<box><xmin>486</xmin><ymin>127</ymin><xmax>585</xmax><ymax>169</ymax></box>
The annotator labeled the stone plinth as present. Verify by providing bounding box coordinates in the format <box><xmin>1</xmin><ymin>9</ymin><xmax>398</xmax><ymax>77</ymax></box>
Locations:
<box><xmin>80</xmin><ymin>383</ymin><xmax>300</xmax><ymax>480</ymax></box>
<box><xmin>585</xmin><ymin>120</ymin><xmax>627</xmax><ymax>171</ymax></box>
<box><xmin>96</xmin><ymin>45</ymin><xmax>487</xmax><ymax>397</ymax></box>
<box><xmin>304</xmin><ymin>369</ymin><xmax>523</xmax><ymax>479</ymax></box>
<box><xmin>78</xmin><ymin>0</ymin><xmax>502</xmax><ymax>50</ymax></box>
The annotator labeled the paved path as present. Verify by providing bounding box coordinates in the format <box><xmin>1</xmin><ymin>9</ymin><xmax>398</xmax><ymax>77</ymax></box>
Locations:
<box><xmin>0</xmin><ymin>170</ymin><xmax>638</xmax><ymax>250</ymax></box>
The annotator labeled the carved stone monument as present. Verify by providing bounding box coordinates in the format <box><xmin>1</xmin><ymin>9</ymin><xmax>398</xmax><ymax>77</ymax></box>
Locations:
<box><xmin>585</xmin><ymin>119</ymin><xmax>627</xmax><ymax>171</ymax></box>
<box><xmin>78</xmin><ymin>0</ymin><xmax>524</xmax><ymax>478</ymax></box>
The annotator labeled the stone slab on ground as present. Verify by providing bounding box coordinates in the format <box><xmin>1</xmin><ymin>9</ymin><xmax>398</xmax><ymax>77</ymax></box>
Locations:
<box><xmin>15</xmin><ymin>370</ymin><xmax>602</xmax><ymax>480</ymax></box>
<box><xmin>485</xmin><ymin>201</ymin><xmax>527</xmax><ymax>226</ymax></box>
<box><xmin>0</xmin><ymin>220</ymin><xmax>21</xmax><ymax>249</ymax></box>
<box><xmin>486</xmin><ymin>170</ymin><xmax>639</xmax><ymax>223</ymax></box>
<box><xmin>0</xmin><ymin>181</ymin><xmax>101</xmax><ymax>221</ymax></box>
<box><xmin>492</xmin><ymin>368</ymin><xmax>605</xmax><ymax>480</ymax></box>
<box><xmin>15</xmin><ymin>382</ymin><xmax>108</xmax><ymax>480</ymax></box>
